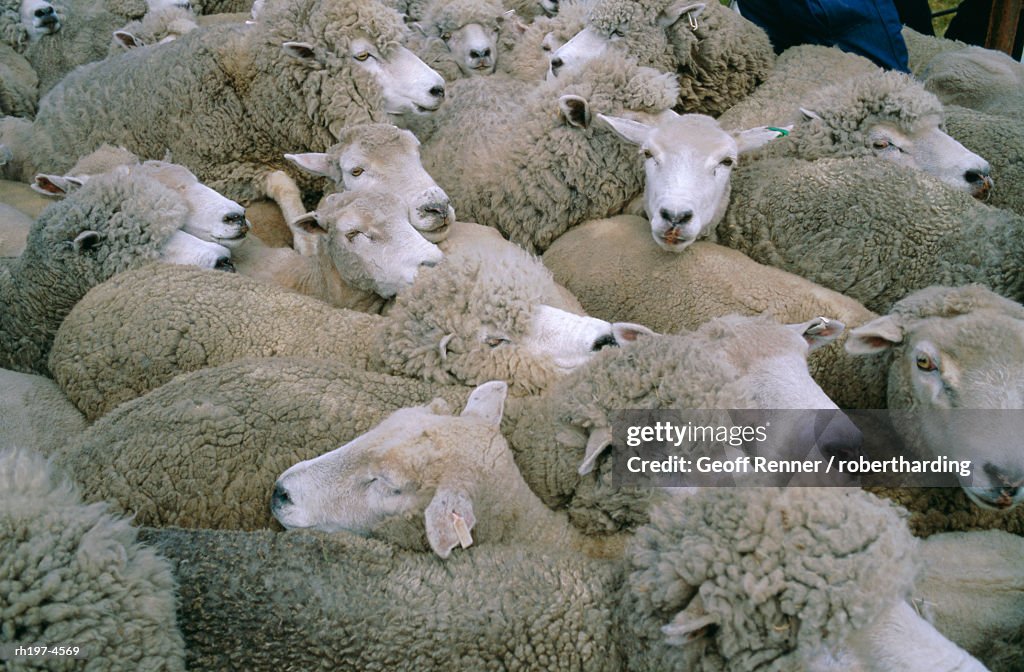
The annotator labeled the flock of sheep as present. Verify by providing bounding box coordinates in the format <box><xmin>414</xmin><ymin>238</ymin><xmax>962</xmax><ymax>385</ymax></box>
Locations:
<box><xmin>1</xmin><ymin>0</ymin><xmax>1023</xmax><ymax>669</ymax></box>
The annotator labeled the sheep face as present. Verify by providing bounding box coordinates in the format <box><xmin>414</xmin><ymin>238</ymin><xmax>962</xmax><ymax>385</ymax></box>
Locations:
<box><xmin>158</xmin><ymin>230</ymin><xmax>233</xmax><ymax>270</ymax></box>
<box><xmin>547</xmin><ymin>0</ymin><xmax>705</xmax><ymax>79</ymax></box>
<box><xmin>442</xmin><ymin>21</ymin><xmax>499</xmax><ymax>75</ymax></box>
<box><xmin>19</xmin><ymin>0</ymin><xmax>59</xmax><ymax>41</ymax></box>
<box><xmin>140</xmin><ymin>162</ymin><xmax>249</xmax><ymax>249</ymax></box>
<box><xmin>348</xmin><ymin>36</ymin><xmax>445</xmax><ymax>117</ymax></box>
<box><xmin>294</xmin><ymin>191</ymin><xmax>442</xmax><ymax>297</ymax></box>
<box><xmin>375</xmin><ymin>258</ymin><xmax>645</xmax><ymax>394</ymax></box>
<box><xmin>272</xmin><ymin>382</ymin><xmax>510</xmax><ymax>558</ymax></box>
<box><xmin>847</xmin><ymin>287</ymin><xmax>1024</xmax><ymax>510</ymax></box>
<box><xmin>286</xmin><ymin>124</ymin><xmax>455</xmax><ymax>242</ymax></box>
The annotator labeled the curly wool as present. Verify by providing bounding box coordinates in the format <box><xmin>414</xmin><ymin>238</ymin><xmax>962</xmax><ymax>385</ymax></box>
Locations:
<box><xmin>372</xmin><ymin>255</ymin><xmax>564</xmax><ymax>394</ymax></box>
<box><xmin>0</xmin><ymin>167</ymin><xmax>187</xmax><ymax>375</ymax></box>
<box><xmin>0</xmin><ymin>0</ymin><xmax>30</xmax><ymax>52</ymax></box>
<box><xmin>423</xmin><ymin>0</ymin><xmax>504</xmax><ymax>36</ymax></box>
<box><xmin>0</xmin><ymin>447</ymin><xmax>185</xmax><ymax>670</ymax></box>
<box><xmin>26</xmin><ymin>0</ymin><xmax>405</xmax><ymax>202</ymax></box>
<box><xmin>24</xmin><ymin>0</ymin><xmax>124</xmax><ymax>94</ymax></box>
<box><xmin>0</xmin><ymin>42</ymin><xmax>37</xmax><ymax>117</ymax></box>
<box><xmin>55</xmin><ymin>357</ymin><xmax>471</xmax><ymax>530</ymax></box>
<box><xmin>109</xmin><ymin>6</ymin><xmax>198</xmax><ymax>54</ymax></box>
<box><xmin>943</xmin><ymin>105</ymin><xmax>1024</xmax><ymax>217</ymax></box>
<box><xmin>423</xmin><ymin>54</ymin><xmax>679</xmax><ymax>252</ymax></box>
<box><xmin>621</xmin><ymin>487</ymin><xmax>918</xmax><ymax>672</ymax></box>
<box><xmin>867</xmin><ymin>486</ymin><xmax>1024</xmax><ymax>538</ymax></box>
<box><xmin>498</xmin><ymin>0</ymin><xmax>588</xmax><ymax>80</ymax></box>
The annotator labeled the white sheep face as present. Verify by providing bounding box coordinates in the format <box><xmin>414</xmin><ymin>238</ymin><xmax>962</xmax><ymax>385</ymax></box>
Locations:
<box><xmin>294</xmin><ymin>191</ymin><xmax>442</xmax><ymax>298</ymax></box>
<box><xmin>857</xmin><ymin>115</ymin><xmax>992</xmax><ymax>200</ymax></box>
<box><xmin>348</xmin><ymin>37</ymin><xmax>446</xmax><ymax>118</ymax></box>
<box><xmin>140</xmin><ymin>162</ymin><xmax>249</xmax><ymax>248</ymax></box>
<box><xmin>158</xmin><ymin>230</ymin><xmax>233</xmax><ymax>270</ymax></box>
<box><xmin>20</xmin><ymin>0</ymin><xmax>60</xmax><ymax>40</ymax></box>
<box><xmin>443</xmin><ymin>22</ymin><xmax>499</xmax><ymax>75</ymax></box>
<box><xmin>848</xmin><ymin>306</ymin><xmax>1024</xmax><ymax>510</ymax></box>
<box><xmin>272</xmin><ymin>382</ymin><xmax>510</xmax><ymax>558</ymax></box>
<box><xmin>599</xmin><ymin>111</ymin><xmax>785</xmax><ymax>252</ymax></box>
<box><xmin>286</xmin><ymin>127</ymin><xmax>455</xmax><ymax>242</ymax></box>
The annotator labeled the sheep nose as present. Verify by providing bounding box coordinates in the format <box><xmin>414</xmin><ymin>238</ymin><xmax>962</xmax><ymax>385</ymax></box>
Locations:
<box><xmin>271</xmin><ymin>482</ymin><xmax>292</xmax><ymax>510</ymax></box>
<box><xmin>224</xmin><ymin>211</ymin><xmax>246</xmax><ymax>225</ymax></box>
<box><xmin>422</xmin><ymin>200</ymin><xmax>450</xmax><ymax>217</ymax></box>
<box><xmin>965</xmin><ymin>168</ymin><xmax>990</xmax><ymax>185</ymax></box>
<box><xmin>815</xmin><ymin>410</ymin><xmax>862</xmax><ymax>462</ymax></box>
<box><xmin>660</xmin><ymin>208</ymin><xmax>693</xmax><ymax>226</ymax></box>
<box><xmin>35</xmin><ymin>6</ymin><xmax>55</xmax><ymax>17</ymax></box>
<box><xmin>429</xmin><ymin>85</ymin><xmax>445</xmax><ymax>100</ymax></box>
<box><xmin>550</xmin><ymin>56</ymin><xmax>563</xmax><ymax>74</ymax></box>
<box><xmin>420</xmin><ymin>259</ymin><xmax>438</xmax><ymax>268</ymax></box>
<box><xmin>214</xmin><ymin>256</ymin><xmax>235</xmax><ymax>272</ymax></box>
<box><xmin>591</xmin><ymin>333</ymin><xmax>618</xmax><ymax>351</ymax></box>
<box><xmin>470</xmin><ymin>48</ymin><xmax>491</xmax><ymax>58</ymax></box>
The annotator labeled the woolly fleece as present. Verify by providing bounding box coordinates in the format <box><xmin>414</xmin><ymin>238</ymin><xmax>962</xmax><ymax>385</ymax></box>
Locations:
<box><xmin>0</xmin><ymin>447</ymin><xmax>185</xmax><ymax>670</ymax></box>
<box><xmin>54</xmin><ymin>357</ymin><xmax>471</xmax><ymax>530</ymax></box>
<box><xmin>943</xmin><ymin>105</ymin><xmax>1024</xmax><ymax>217</ymax></box>
<box><xmin>542</xmin><ymin>216</ymin><xmax>884</xmax><ymax>408</ymax></box>
<box><xmin>0</xmin><ymin>42</ymin><xmax>37</xmax><ymax>117</ymax></box>
<box><xmin>0</xmin><ymin>167</ymin><xmax>190</xmax><ymax>375</ymax></box>
<box><xmin>0</xmin><ymin>367</ymin><xmax>85</xmax><ymax>457</ymax></box>
<box><xmin>717</xmin><ymin>156</ymin><xmax>1024</xmax><ymax>312</ymax></box>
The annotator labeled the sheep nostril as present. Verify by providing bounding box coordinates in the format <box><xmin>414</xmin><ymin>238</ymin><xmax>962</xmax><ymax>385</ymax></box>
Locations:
<box><xmin>470</xmin><ymin>48</ymin><xmax>491</xmax><ymax>58</ymax></box>
<box><xmin>271</xmin><ymin>482</ymin><xmax>291</xmax><ymax>508</ymax></box>
<box><xmin>592</xmin><ymin>333</ymin><xmax>618</xmax><ymax>351</ymax></box>
<box><xmin>420</xmin><ymin>259</ymin><xmax>438</xmax><ymax>268</ymax></box>
<box><xmin>35</xmin><ymin>6</ymin><xmax>54</xmax><ymax>17</ymax></box>
<box><xmin>214</xmin><ymin>256</ymin><xmax>235</xmax><ymax>272</ymax></box>
<box><xmin>660</xmin><ymin>209</ymin><xmax>693</xmax><ymax>226</ymax></box>
<box><xmin>223</xmin><ymin>211</ymin><xmax>246</xmax><ymax>224</ymax></box>
<box><xmin>550</xmin><ymin>56</ymin><xmax>563</xmax><ymax>72</ymax></box>
<box><xmin>965</xmin><ymin>169</ymin><xmax>989</xmax><ymax>185</ymax></box>
<box><xmin>429</xmin><ymin>85</ymin><xmax>445</xmax><ymax>99</ymax></box>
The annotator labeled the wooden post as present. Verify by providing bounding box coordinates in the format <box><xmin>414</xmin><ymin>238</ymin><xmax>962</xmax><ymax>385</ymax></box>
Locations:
<box><xmin>985</xmin><ymin>0</ymin><xmax>1023</xmax><ymax>56</ymax></box>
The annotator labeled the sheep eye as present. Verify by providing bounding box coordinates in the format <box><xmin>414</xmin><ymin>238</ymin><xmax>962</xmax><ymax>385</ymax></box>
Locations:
<box><xmin>485</xmin><ymin>336</ymin><xmax>508</xmax><ymax>347</ymax></box>
<box><xmin>345</xmin><ymin>230</ymin><xmax>365</xmax><ymax>242</ymax></box>
<box><xmin>915</xmin><ymin>354</ymin><xmax>937</xmax><ymax>372</ymax></box>
<box><xmin>872</xmin><ymin>139</ymin><xmax>891</xmax><ymax>150</ymax></box>
<box><xmin>354</xmin><ymin>52</ymin><xmax>371</xmax><ymax>62</ymax></box>
<box><xmin>610</xmin><ymin>28</ymin><xmax>625</xmax><ymax>38</ymax></box>
<box><xmin>720</xmin><ymin>156</ymin><xmax>735</xmax><ymax>167</ymax></box>
<box><xmin>642</xmin><ymin>148</ymin><xmax>653</xmax><ymax>160</ymax></box>
<box><xmin>350</xmin><ymin>167</ymin><xmax>364</xmax><ymax>177</ymax></box>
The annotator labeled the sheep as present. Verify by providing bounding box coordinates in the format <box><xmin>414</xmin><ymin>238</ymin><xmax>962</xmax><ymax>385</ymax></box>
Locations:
<box><xmin>941</xmin><ymin>105</ymin><xmax>1024</xmax><ymax>217</ymax></box>
<box><xmin>0</xmin><ymin>165</ymin><xmax>236</xmax><ymax>375</ymax></box>
<box><xmin>506</xmin><ymin>0</ymin><xmax>558</xmax><ymax>23</ymax></box>
<box><xmin>49</xmin><ymin>255</ymin><xmax>637</xmax><ymax>419</ymax></box>
<box><xmin>232</xmin><ymin>189</ymin><xmax>442</xmax><ymax>313</ymax></box>
<box><xmin>721</xmin><ymin>62</ymin><xmax>993</xmax><ymax>199</ymax></box>
<box><xmin>109</xmin><ymin>4</ymin><xmax>197</xmax><ymax>52</ymax></box>
<box><xmin>277</xmin><ymin>122</ymin><xmax>455</xmax><ymax>246</ymax></box>
<box><xmin>1</xmin><ymin>0</ymin><xmax>61</xmax><ymax>52</ymax></box>
<box><xmin>902</xmin><ymin>25</ymin><xmax>967</xmax><ymax>75</ymax></box>
<box><xmin>715</xmin><ymin>155</ymin><xmax>1024</xmax><ymax>313</ymax></box>
<box><xmin>911</xmin><ymin>530</ymin><xmax>1024</xmax><ymax>671</ymax></box>
<box><xmin>0</xmin><ymin>42</ymin><xmax>37</xmax><ymax>117</ymax></box>
<box><xmin>0</xmin><ymin>367</ymin><xmax>85</xmax><ymax>456</ymax></box>
<box><xmin>0</xmin><ymin>447</ymin><xmax>185</xmax><ymax>670</ymax></box>
<box><xmin>140</xmin><ymin>484</ymin><xmax>986</xmax><ymax>670</ymax></box>
<box><xmin>4</xmin><ymin>0</ymin><xmax>447</xmax><ymax>206</ymax></box>
<box><xmin>542</xmin><ymin>215</ymin><xmax>886</xmax><ymax>408</ymax></box>
<box><xmin>0</xmin><ymin>201</ymin><xmax>31</xmax><ymax>255</ymax></box>
<box><xmin>496</xmin><ymin>0</ymin><xmax>589</xmax><ymax>81</ymax></box>
<box><xmin>845</xmin><ymin>285</ymin><xmax>1024</xmax><ymax>513</ymax></box>
<box><xmin>548</xmin><ymin>0</ymin><xmax>774</xmax><ymax>117</ymax></box>
<box><xmin>918</xmin><ymin>45</ymin><xmax>1024</xmax><ymax>120</ymax></box>
<box><xmin>407</xmin><ymin>0</ymin><xmax>508</xmax><ymax>81</ymax></box>
<box><xmin>420</xmin><ymin>54</ymin><xmax>680</xmax><ymax>253</ymax></box>
<box><xmin>502</xmin><ymin>312</ymin><xmax>857</xmax><ymax>536</ymax></box>
<box><xmin>53</xmin><ymin>357</ymin><xmax>474</xmax><ymax>530</ymax></box>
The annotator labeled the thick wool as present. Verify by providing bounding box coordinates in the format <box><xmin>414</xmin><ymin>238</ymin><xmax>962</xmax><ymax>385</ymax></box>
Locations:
<box><xmin>0</xmin><ymin>0</ymin><xmax>38</xmax><ymax>52</ymax></box>
<box><xmin>620</xmin><ymin>487</ymin><xmax>919</xmax><ymax>672</ymax></box>
<box><xmin>902</xmin><ymin>26</ymin><xmax>970</xmax><ymax>75</ymax></box>
<box><xmin>943</xmin><ymin>105</ymin><xmax>1024</xmax><ymax>216</ymax></box>
<box><xmin>542</xmin><ymin>216</ymin><xmax>885</xmax><ymax>408</ymax></box>
<box><xmin>0</xmin><ymin>42</ymin><xmax>37</xmax><ymax>117</ymax></box>
<box><xmin>504</xmin><ymin>315</ymin><xmax>821</xmax><ymax>535</ymax></box>
<box><xmin>0</xmin><ymin>168</ymin><xmax>188</xmax><ymax>375</ymax></box>
<box><xmin>408</xmin><ymin>0</ymin><xmax>507</xmax><ymax>82</ymax></box>
<box><xmin>141</xmin><ymin>527</ymin><xmax>626</xmax><ymax>671</ymax></box>
<box><xmin>717</xmin><ymin>156</ymin><xmax>1024</xmax><ymax>313</ymax></box>
<box><xmin>54</xmin><ymin>357</ymin><xmax>471</xmax><ymax>530</ymax></box>
<box><xmin>919</xmin><ymin>46</ymin><xmax>1024</xmax><ymax>120</ymax></box>
<box><xmin>49</xmin><ymin>265</ymin><xmax>380</xmax><ymax>421</ymax></box>
<box><xmin>0</xmin><ymin>367</ymin><xmax>86</xmax><ymax>457</ymax></box>
<box><xmin>586</xmin><ymin>0</ymin><xmax>773</xmax><ymax>116</ymax></box>
<box><xmin>25</xmin><ymin>0</ymin><xmax>407</xmax><ymax>203</ymax></box>
<box><xmin>108</xmin><ymin>6</ymin><xmax>198</xmax><ymax>54</ymax></box>
<box><xmin>0</xmin><ymin>447</ymin><xmax>185</xmax><ymax>671</ymax></box>
<box><xmin>423</xmin><ymin>55</ymin><xmax>679</xmax><ymax>252</ymax></box>
<box><xmin>498</xmin><ymin>0</ymin><xmax>589</xmax><ymax>81</ymax></box>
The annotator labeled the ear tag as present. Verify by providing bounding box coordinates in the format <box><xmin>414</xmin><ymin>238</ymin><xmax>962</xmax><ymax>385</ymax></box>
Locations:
<box><xmin>452</xmin><ymin>512</ymin><xmax>473</xmax><ymax>548</ymax></box>
<box><xmin>688</xmin><ymin>12</ymin><xmax>699</xmax><ymax>30</ymax></box>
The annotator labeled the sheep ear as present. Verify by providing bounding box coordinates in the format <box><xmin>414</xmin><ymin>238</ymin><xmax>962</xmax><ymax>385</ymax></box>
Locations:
<box><xmin>597</xmin><ymin>113</ymin><xmax>652</xmax><ymax>147</ymax></box>
<box><xmin>845</xmin><ymin>315</ymin><xmax>904</xmax><ymax>355</ymax></box>
<box><xmin>789</xmin><ymin>316</ymin><xmax>845</xmax><ymax>352</ymax></box>
<box><xmin>460</xmin><ymin>380</ymin><xmax>508</xmax><ymax>427</ymax></box>
<box><xmin>282</xmin><ymin>41</ymin><xmax>317</xmax><ymax>62</ymax></box>
<box><xmin>32</xmin><ymin>173</ymin><xmax>84</xmax><ymax>197</ymax></box>
<box><xmin>732</xmin><ymin>125</ymin><xmax>791</xmax><ymax>155</ymax></box>
<box><xmin>292</xmin><ymin>212</ymin><xmax>328</xmax><ymax>236</ymax></box>
<box><xmin>112</xmin><ymin>30</ymin><xmax>143</xmax><ymax>49</ymax></box>
<box><xmin>71</xmin><ymin>230</ymin><xmax>101</xmax><ymax>252</ymax></box>
<box><xmin>613</xmin><ymin>322</ymin><xmax>656</xmax><ymax>344</ymax></box>
<box><xmin>658</xmin><ymin>1</ymin><xmax>706</xmax><ymax>28</ymax></box>
<box><xmin>284</xmin><ymin>152</ymin><xmax>341</xmax><ymax>182</ymax></box>
<box><xmin>662</xmin><ymin>594</ymin><xmax>718</xmax><ymax>647</ymax></box>
<box><xmin>424</xmin><ymin>487</ymin><xmax>476</xmax><ymax>558</ymax></box>
<box><xmin>799</xmin><ymin>107</ymin><xmax>822</xmax><ymax>122</ymax></box>
<box><xmin>578</xmin><ymin>426</ymin><xmax>613</xmax><ymax>475</ymax></box>
<box><xmin>558</xmin><ymin>95</ymin><xmax>591</xmax><ymax>129</ymax></box>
